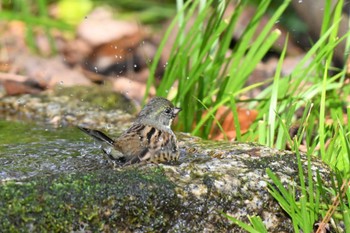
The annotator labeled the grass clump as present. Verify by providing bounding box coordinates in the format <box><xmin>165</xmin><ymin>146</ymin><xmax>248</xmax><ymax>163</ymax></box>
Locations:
<box><xmin>147</xmin><ymin>0</ymin><xmax>350</xmax><ymax>231</ymax></box>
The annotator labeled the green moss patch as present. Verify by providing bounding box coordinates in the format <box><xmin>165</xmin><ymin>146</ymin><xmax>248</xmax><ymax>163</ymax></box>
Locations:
<box><xmin>53</xmin><ymin>85</ymin><xmax>136</xmax><ymax>113</ymax></box>
<box><xmin>0</xmin><ymin>167</ymin><xmax>179</xmax><ymax>232</ymax></box>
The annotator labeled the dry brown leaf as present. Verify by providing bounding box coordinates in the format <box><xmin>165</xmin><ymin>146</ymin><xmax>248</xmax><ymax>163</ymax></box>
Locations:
<box><xmin>2</xmin><ymin>79</ymin><xmax>45</xmax><ymax>95</ymax></box>
<box><xmin>207</xmin><ymin>106</ymin><xmax>258</xmax><ymax>140</ymax></box>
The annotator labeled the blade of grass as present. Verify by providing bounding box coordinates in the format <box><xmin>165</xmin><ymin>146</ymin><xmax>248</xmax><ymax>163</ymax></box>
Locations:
<box><xmin>229</xmin><ymin>97</ymin><xmax>241</xmax><ymax>141</ymax></box>
<box><xmin>267</xmin><ymin>34</ymin><xmax>288</xmax><ymax>147</ymax></box>
<box><xmin>222</xmin><ymin>212</ymin><xmax>266</xmax><ymax>233</ymax></box>
<box><xmin>144</xmin><ymin>0</ymin><xmax>194</xmax><ymax>103</ymax></box>
<box><xmin>192</xmin><ymin>82</ymin><xmax>263</xmax><ymax>135</ymax></box>
<box><xmin>319</xmin><ymin>60</ymin><xmax>329</xmax><ymax>160</ymax></box>
<box><xmin>194</xmin><ymin>96</ymin><xmax>228</xmax><ymax>140</ymax></box>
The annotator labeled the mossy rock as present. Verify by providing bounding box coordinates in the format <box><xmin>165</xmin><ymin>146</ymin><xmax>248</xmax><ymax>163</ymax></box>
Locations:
<box><xmin>53</xmin><ymin>85</ymin><xmax>136</xmax><ymax>113</ymax></box>
<box><xmin>0</xmin><ymin>167</ymin><xmax>179</xmax><ymax>232</ymax></box>
<box><xmin>0</xmin><ymin>86</ymin><xmax>136</xmax><ymax>127</ymax></box>
<box><xmin>0</xmin><ymin>93</ymin><xmax>336</xmax><ymax>232</ymax></box>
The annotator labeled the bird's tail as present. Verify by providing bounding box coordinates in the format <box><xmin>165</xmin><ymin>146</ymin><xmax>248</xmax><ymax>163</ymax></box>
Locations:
<box><xmin>78</xmin><ymin>126</ymin><xmax>126</xmax><ymax>162</ymax></box>
<box><xmin>78</xmin><ymin>126</ymin><xmax>115</xmax><ymax>145</ymax></box>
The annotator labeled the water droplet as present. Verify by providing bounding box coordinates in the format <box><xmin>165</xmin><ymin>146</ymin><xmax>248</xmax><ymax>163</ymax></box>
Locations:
<box><xmin>104</xmin><ymin>147</ymin><xmax>112</xmax><ymax>154</ymax></box>
<box><xmin>17</xmin><ymin>98</ymin><xmax>24</xmax><ymax>104</ymax></box>
<box><xmin>298</xmin><ymin>0</ymin><xmax>302</xmax><ymax>3</ymax></box>
<box><xmin>134</xmin><ymin>64</ymin><xmax>137</xmax><ymax>68</ymax></box>
<box><xmin>186</xmin><ymin>76</ymin><xmax>189</xmax><ymax>80</ymax></box>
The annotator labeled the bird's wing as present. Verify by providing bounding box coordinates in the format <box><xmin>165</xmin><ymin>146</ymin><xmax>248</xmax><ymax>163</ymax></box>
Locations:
<box><xmin>115</xmin><ymin>123</ymin><xmax>177</xmax><ymax>163</ymax></box>
<box><xmin>114</xmin><ymin>124</ymin><xmax>148</xmax><ymax>162</ymax></box>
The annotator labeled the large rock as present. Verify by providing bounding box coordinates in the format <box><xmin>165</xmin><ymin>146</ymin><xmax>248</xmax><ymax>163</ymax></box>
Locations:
<box><xmin>0</xmin><ymin>89</ymin><xmax>331</xmax><ymax>232</ymax></box>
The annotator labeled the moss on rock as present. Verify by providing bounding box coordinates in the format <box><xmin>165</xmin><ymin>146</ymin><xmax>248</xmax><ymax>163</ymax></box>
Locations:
<box><xmin>0</xmin><ymin>167</ymin><xmax>179</xmax><ymax>232</ymax></box>
<box><xmin>53</xmin><ymin>85</ymin><xmax>136</xmax><ymax>113</ymax></box>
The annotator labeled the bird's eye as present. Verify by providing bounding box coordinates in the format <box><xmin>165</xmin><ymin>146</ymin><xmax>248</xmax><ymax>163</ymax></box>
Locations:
<box><xmin>164</xmin><ymin>108</ymin><xmax>172</xmax><ymax>114</ymax></box>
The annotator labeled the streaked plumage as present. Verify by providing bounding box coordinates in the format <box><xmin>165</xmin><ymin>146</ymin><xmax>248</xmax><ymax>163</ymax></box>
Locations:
<box><xmin>78</xmin><ymin>97</ymin><xmax>181</xmax><ymax>165</ymax></box>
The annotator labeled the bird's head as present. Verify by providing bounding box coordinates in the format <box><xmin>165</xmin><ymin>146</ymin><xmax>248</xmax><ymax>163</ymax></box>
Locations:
<box><xmin>137</xmin><ymin>97</ymin><xmax>181</xmax><ymax>128</ymax></box>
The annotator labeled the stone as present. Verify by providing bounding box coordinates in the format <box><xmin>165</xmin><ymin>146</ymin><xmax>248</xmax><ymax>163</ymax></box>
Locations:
<box><xmin>0</xmin><ymin>90</ymin><xmax>332</xmax><ymax>232</ymax></box>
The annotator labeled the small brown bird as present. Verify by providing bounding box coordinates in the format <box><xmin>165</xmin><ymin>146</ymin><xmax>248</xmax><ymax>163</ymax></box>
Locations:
<box><xmin>78</xmin><ymin>97</ymin><xmax>181</xmax><ymax>165</ymax></box>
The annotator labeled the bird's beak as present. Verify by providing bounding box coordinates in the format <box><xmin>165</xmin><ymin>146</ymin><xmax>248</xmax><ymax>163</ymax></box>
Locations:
<box><xmin>173</xmin><ymin>107</ymin><xmax>182</xmax><ymax>116</ymax></box>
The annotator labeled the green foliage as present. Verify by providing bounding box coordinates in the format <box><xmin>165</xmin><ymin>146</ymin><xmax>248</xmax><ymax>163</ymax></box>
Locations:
<box><xmin>148</xmin><ymin>0</ymin><xmax>350</xmax><ymax>170</ymax></box>
<box><xmin>147</xmin><ymin>0</ymin><xmax>350</xmax><ymax>231</ymax></box>
<box><xmin>0</xmin><ymin>0</ymin><xmax>74</xmax><ymax>54</ymax></box>
<box><xmin>223</xmin><ymin>212</ymin><xmax>268</xmax><ymax>233</ymax></box>
<box><xmin>266</xmin><ymin>154</ymin><xmax>319</xmax><ymax>233</ymax></box>
<box><xmin>102</xmin><ymin>0</ymin><xmax>176</xmax><ymax>24</ymax></box>
<box><xmin>0</xmin><ymin>0</ymin><xmax>175</xmax><ymax>54</ymax></box>
<box><xmin>57</xmin><ymin>0</ymin><xmax>93</xmax><ymax>25</ymax></box>
<box><xmin>147</xmin><ymin>0</ymin><xmax>290</xmax><ymax>137</ymax></box>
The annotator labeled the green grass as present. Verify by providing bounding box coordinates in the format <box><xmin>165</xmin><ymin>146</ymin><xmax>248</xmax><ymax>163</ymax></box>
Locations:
<box><xmin>146</xmin><ymin>0</ymin><xmax>350</xmax><ymax>231</ymax></box>
<box><xmin>0</xmin><ymin>0</ymin><xmax>176</xmax><ymax>54</ymax></box>
<box><xmin>0</xmin><ymin>0</ymin><xmax>74</xmax><ymax>54</ymax></box>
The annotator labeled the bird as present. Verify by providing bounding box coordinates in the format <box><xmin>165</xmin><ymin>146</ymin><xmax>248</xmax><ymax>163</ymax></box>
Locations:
<box><xmin>78</xmin><ymin>97</ymin><xmax>181</xmax><ymax>165</ymax></box>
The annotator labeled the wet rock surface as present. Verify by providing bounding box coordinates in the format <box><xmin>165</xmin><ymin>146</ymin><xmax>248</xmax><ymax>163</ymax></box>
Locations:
<box><xmin>0</xmin><ymin>88</ymin><xmax>331</xmax><ymax>232</ymax></box>
<box><xmin>0</xmin><ymin>86</ymin><xmax>136</xmax><ymax>128</ymax></box>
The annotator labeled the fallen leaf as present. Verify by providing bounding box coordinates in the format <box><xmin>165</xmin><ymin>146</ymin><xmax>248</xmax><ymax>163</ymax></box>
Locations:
<box><xmin>207</xmin><ymin>105</ymin><xmax>258</xmax><ymax>140</ymax></box>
